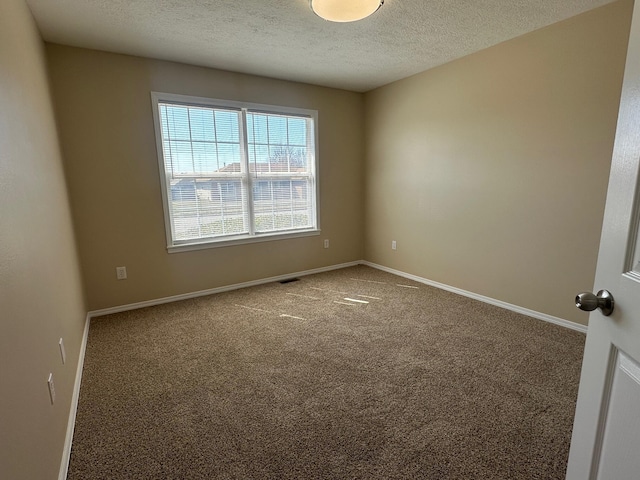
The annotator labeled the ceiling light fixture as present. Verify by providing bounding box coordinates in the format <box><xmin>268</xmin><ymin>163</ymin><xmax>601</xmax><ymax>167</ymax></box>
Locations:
<box><xmin>310</xmin><ymin>0</ymin><xmax>384</xmax><ymax>23</ymax></box>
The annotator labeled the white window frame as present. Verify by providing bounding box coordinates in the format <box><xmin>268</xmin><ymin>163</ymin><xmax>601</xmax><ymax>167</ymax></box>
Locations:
<box><xmin>151</xmin><ymin>92</ymin><xmax>320</xmax><ymax>252</ymax></box>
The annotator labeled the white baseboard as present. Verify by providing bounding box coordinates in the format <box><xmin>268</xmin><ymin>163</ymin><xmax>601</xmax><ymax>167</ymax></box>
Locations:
<box><xmin>90</xmin><ymin>259</ymin><xmax>587</xmax><ymax>331</ymax></box>
<box><xmin>88</xmin><ymin>261</ymin><xmax>361</xmax><ymax>318</ymax></box>
<box><xmin>58</xmin><ymin>313</ymin><xmax>91</xmax><ymax>480</ymax></box>
<box><xmin>361</xmin><ymin>261</ymin><xmax>587</xmax><ymax>334</ymax></box>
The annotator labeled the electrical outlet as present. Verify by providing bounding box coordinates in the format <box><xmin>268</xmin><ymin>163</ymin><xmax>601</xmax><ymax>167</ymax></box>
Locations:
<box><xmin>392</xmin><ymin>240</ymin><xmax>397</xmax><ymax>250</ymax></box>
<box><xmin>47</xmin><ymin>373</ymin><xmax>56</xmax><ymax>405</ymax></box>
<box><xmin>116</xmin><ymin>266</ymin><xmax>127</xmax><ymax>280</ymax></box>
<box><xmin>324</xmin><ymin>239</ymin><xmax>330</xmax><ymax>249</ymax></box>
<box><xmin>59</xmin><ymin>338</ymin><xmax>66</xmax><ymax>365</ymax></box>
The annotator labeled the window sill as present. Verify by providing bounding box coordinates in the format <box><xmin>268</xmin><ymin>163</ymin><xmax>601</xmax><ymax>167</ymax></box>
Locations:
<box><xmin>167</xmin><ymin>229</ymin><xmax>321</xmax><ymax>253</ymax></box>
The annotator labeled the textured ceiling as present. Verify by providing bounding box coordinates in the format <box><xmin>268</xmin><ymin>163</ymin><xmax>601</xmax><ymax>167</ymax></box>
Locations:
<box><xmin>26</xmin><ymin>0</ymin><xmax>617</xmax><ymax>92</ymax></box>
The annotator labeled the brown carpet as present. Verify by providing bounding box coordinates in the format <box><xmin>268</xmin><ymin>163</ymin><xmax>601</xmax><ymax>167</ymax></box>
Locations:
<box><xmin>68</xmin><ymin>265</ymin><xmax>585</xmax><ymax>479</ymax></box>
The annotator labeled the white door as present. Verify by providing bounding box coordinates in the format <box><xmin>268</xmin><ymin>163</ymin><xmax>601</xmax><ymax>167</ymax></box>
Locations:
<box><xmin>566</xmin><ymin>1</ymin><xmax>640</xmax><ymax>478</ymax></box>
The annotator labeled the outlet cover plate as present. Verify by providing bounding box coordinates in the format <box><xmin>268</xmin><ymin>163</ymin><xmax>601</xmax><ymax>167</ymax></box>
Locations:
<box><xmin>59</xmin><ymin>338</ymin><xmax>66</xmax><ymax>365</ymax></box>
<box><xmin>116</xmin><ymin>266</ymin><xmax>127</xmax><ymax>280</ymax></box>
<box><xmin>47</xmin><ymin>373</ymin><xmax>56</xmax><ymax>405</ymax></box>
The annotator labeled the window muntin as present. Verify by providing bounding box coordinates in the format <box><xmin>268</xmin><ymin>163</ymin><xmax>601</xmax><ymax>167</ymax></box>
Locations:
<box><xmin>151</xmin><ymin>93</ymin><xmax>318</xmax><ymax>250</ymax></box>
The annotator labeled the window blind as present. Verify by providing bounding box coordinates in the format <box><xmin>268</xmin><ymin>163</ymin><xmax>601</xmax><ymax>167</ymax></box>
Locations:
<box><xmin>153</xmin><ymin>94</ymin><xmax>318</xmax><ymax>249</ymax></box>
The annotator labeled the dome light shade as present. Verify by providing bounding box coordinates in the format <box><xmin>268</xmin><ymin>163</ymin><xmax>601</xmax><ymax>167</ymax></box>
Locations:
<box><xmin>310</xmin><ymin>0</ymin><xmax>384</xmax><ymax>23</ymax></box>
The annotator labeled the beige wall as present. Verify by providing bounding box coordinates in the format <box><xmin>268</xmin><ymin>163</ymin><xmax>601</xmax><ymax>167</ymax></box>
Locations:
<box><xmin>0</xmin><ymin>1</ymin><xmax>87</xmax><ymax>479</ymax></box>
<box><xmin>46</xmin><ymin>46</ymin><xmax>365</xmax><ymax>311</ymax></box>
<box><xmin>363</xmin><ymin>0</ymin><xmax>633</xmax><ymax>325</ymax></box>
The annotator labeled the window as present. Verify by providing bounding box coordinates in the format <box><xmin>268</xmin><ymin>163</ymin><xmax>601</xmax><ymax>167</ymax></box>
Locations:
<box><xmin>151</xmin><ymin>93</ymin><xmax>319</xmax><ymax>251</ymax></box>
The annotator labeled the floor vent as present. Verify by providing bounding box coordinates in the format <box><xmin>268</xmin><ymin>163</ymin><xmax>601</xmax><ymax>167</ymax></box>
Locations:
<box><xmin>279</xmin><ymin>278</ymin><xmax>300</xmax><ymax>284</ymax></box>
